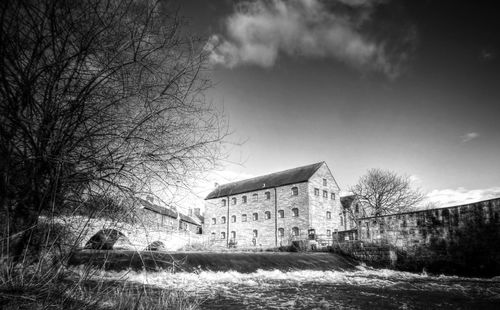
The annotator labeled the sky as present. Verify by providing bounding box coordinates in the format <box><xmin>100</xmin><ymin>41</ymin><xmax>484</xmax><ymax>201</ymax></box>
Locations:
<box><xmin>170</xmin><ymin>0</ymin><xmax>500</xmax><ymax>209</ymax></box>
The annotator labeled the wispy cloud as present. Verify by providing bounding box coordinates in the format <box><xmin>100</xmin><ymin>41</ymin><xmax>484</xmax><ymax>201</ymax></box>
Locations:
<box><xmin>425</xmin><ymin>186</ymin><xmax>500</xmax><ymax>208</ymax></box>
<box><xmin>205</xmin><ymin>0</ymin><xmax>416</xmax><ymax>78</ymax></box>
<box><xmin>461</xmin><ymin>132</ymin><xmax>479</xmax><ymax>143</ymax></box>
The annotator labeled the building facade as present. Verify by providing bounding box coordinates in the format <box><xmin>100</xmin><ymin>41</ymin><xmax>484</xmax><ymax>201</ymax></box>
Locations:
<box><xmin>204</xmin><ymin>162</ymin><xmax>342</xmax><ymax>248</ymax></box>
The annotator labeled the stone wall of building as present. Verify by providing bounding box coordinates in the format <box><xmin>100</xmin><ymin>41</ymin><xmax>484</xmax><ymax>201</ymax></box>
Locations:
<box><xmin>342</xmin><ymin>198</ymin><xmax>500</xmax><ymax>276</ymax></box>
<box><xmin>308</xmin><ymin>164</ymin><xmax>341</xmax><ymax>238</ymax></box>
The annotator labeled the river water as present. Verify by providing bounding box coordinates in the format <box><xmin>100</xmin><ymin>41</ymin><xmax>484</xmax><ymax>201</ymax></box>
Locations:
<box><xmin>100</xmin><ymin>266</ymin><xmax>500</xmax><ymax>309</ymax></box>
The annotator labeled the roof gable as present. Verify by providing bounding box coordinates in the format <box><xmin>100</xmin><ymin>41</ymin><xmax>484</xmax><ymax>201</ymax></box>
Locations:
<box><xmin>206</xmin><ymin>162</ymin><xmax>325</xmax><ymax>200</ymax></box>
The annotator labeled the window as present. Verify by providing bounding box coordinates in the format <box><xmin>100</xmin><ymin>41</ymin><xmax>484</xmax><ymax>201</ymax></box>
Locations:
<box><xmin>278</xmin><ymin>210</ymin><xmax>284</xmax><ymax>218</ymax></box>
<box><xmin>327</xmin><ymin>229</ymin><xmax>331</xmax><ymax>236</ymax></box>
<box><xmin>323</xmin><ymin>178</ymin><xmax>327</xmax><ymax>186</ymax></box>
<box><xmin>221</xmin><ymin>199</ymin><xmax>226</xmax><ymax>206</ymax></box>
<box><xmin>331</xmin><ymin>192</ymin><xmax>336</xmax><ymax>200</ymax></box>
<box><xmin>221</xmin><ymin>216</ymin><xmax>226</xmax><ymax>224</ymax></box>
<box><xmin>231</xmin><ymin>231</ymin><xmax>236</xmax><ymax>240</ymax></box>
<box><xmin>265</xmin><ymin>191</ymin><xmax>271</xmax><ymax>200</ymax></box>
<box><xmin>253</xmin><ymin>213</ymin><xmax>258</xmax><ymax>221</ymax></box>
<box><xmin>355</xmin><ymin>203</ymin><xmax>359</xmax><ymax>213</ymax></box>
<box><xmin>314</xmin><ymin>188</ymin><xmax>319</xmax><ymax>196</ymax></box>
<box><xmin>278</xmin><ymin>228</ymin><xmax>284</xmax><ymax>237</ymax></box>
<box><xmin>253</xmin><ymin>229</ymin><xmax>258</xmax><ymax>238</ymax></box>
<box><xmin>291</xmin><ymin>187</ymin><xmax>298</xmax><ymax>196</ymax></box>
<box><xmin>292</xmin><ymin>227</ymin><xmax>299</xmax><ymax>236</ymax></box>
<box><xmin>221</xmin><ymin>232</ymin><xmax>226</xmax><ymax>239</ymax></box>
<box><xmin>265</xmin><ymin>211</ymin><xmax>271</xmax><ymax>219</ymax></box>
<box><xmin>340</xmin><ymin>214</ymin><xmax>343</xmax><ymax>226</ymax></box>
<box><xmin>242</xmin><ymin>214</ymin><xmax>247</xmax><ymax>222</ymax></box>
<box><xmin>242</xmin><ymin>195</ymin><xmax>247</xmax><ymax>203</ymax></box>
<box><xmin>326</xmin><ymin>211</ymin><xmax>331</xmax><ymax>219</ymax></box>
<box><xmin>231</xmin><ymin>197</ymin><xmax>237</xmax><ymax>205</ymax></box>
<box><xmin>211</xmin><ymin>232</ymin><xmax>216</xmax><ymax>239</ymax></box>
<box><xmin>252</xmin><ymin>193</ymin><xmax>258</xmax><ymax>202</ymax></box>
<box><xmin>323</xmin><ymin>190</ymin><xmax>328</xmax><ymax>198</ymax></box>
<box><xmin>231</xmin><ymin>215</ymin><xmax>236</xmax><ymax>223</ymax></box>
<box><xmin>212</xmin><ymin>218</ymin><xmax>216</xmax><ymax>225</ymax></box>
<box><xmin>292</xmin><ymin>208</ymin><xmax>299</xmax><ymax>217</ymax></box>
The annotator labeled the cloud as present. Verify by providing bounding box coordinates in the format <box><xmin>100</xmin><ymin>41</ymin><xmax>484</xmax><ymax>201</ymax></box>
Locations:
<box><xmin>461</xmin><ymin>132</ymin><xmax>479</xmax><ymax>143</ymax></box>
<box><xmin>425</xmin><ymin>186</ymin><xmax>500</xmax><ymax>208</ymax></box>
<box><xmin>205</xmin><ymin>0</ymin><xmax>415</xmax><ymax>78</ymax></box>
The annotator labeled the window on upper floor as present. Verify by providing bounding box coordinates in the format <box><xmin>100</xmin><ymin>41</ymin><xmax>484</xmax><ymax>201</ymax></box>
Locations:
<box><xmin>278</xmin><ymin>228</ymin><xmax>285</xmax><ymax>237</ymax></box>
<box><xmin>230</xmin><ymin>231</ymin><xmax>236</xmax><ymax>240</ymax></box>
<box><xmin>253</xmin><ymin>212</ymin><xmax>258</xmax><ymax>221</ymax></box>
<box><xmin>326</xmin><ymin>211</ymin><xmax>331</xmax><ymax>219</ymax></box>
<box><xmin>291</xmin><ymin>187</ymin><xmax>298</xmax><ymax>196</ymax></box>
<box><xmin>221</xmin><ymin>216</ymin><xmax>226</xmax><ymax>224</ymax></box>
<box><xmin>331</xmin><ymin>192</ymin><xmax>336</xmax><ymax>200</ymax></box>
<box><xmin>242</xmin><ymin>214</ymin><xmax>247</xmax><ymax>222</ymax></box>
<box><xmin>327</xmin><ymin>229</ymin><xmax>331</xmax><ymax>236</ymax></box>
<box><xmin>355</xmin><ymin>204</ymin><xmax>359</xmax><ymax>213</ymax></box>
<box><xmin>323</xmin><ymin>178</ymin><xmax>327</xmax><ymax>186</ymax></box>
<box><xmin>265</xmin><ymin>191</ymin><xmax>271</xmax><ymax>200</ymax></box>
<box><xmin>292</xmin><ymin>227</ymin><xmax>299</xmax><ymax>236</ymax></box>
<box><xmin>211</xmin><ymin>232</ymin><xmax>216</xmax><ymax>239</ymax></box>
<box><xmin>278</xmin><ymin>210</ymin><xmax>284</xmax><ymax>218</ymax></box>
<box><xmin>211</xmin><ymin>218</ymin><xmax>216</xmax><ymax>225</ymax></box>
<box><xmin>340</xmin><ymin>214</ymin><xmax>343</xmax><ymax>226</ymax></box>
<box><xmin>221</xmin><ymin>199</ymin><xmax>226</xmax><ymax>207</ymax></box>
<box><xmin>292</xmin><ymin>208</ymin><xmax>299</xmax><ymax>217</ymax></box>
<box><xmin>221</xmin><ymin>232</ymin><xmax>226</xmax><ymax>239</ymax></box>
<box><xmin>314</xmin><ymin>188</ymin><xmax>319</xmax><ymax>196</ymax></box>
<box><xmin>253</xmin><ymin>229</ymin><xmax>258</xmax><ymax>238</ymax></box>
<box><xmin>231</xmin><ymin>197</ymin><xmax>237</xmax><ymax>205</ymax></box>
<box><xmin>242</xmin><ymin>195</ymin><xmax>247</xmax><ymax>203</ymax></box>
<box><xmin>231</xmin><ymin>215</ymin><xmax>236</xmax><ymax>223</ymax></box>
<box><xmin>252</xmin><ymin>193</ymin><xmax>258</xmax><ymax>202</ymax></box>
<box><xmin>323</xmin><ymin>190</ymin><xmax>328</xmax><ymax>198</ymax></box>
<box><xmin>265</xmin><ymin>211</ymin><xmax>271</xmax><ymax>219</ymax></box>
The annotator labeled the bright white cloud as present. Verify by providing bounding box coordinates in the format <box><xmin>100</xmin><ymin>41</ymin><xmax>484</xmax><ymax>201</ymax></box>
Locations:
<box><xmin>425</xmin><ymin>186</ymin><xmax>500</xmax><ymax>208</ymax></box>
<box><xmin>205</xmin><ymin>0</ymin><xmax>413</xmax><ymax>78</ymax></box>
<box><xmin>461</xmin><ymin>132</ymin><xmax>479</xmax><ymax>143</ymax></box>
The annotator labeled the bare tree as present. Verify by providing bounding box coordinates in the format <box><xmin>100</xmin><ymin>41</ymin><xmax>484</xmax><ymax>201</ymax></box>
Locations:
<box><xmin>350</xmin><ymin>169</ymin><xmax>424</xmax><ymax>217</ymax></box>
<box><xmin>0</xmin><ymin>0</ymin><xmax>226</xmax><ymax>259</ymax></box>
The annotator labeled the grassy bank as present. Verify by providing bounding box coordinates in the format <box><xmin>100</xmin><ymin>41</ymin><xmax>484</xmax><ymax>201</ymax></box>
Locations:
<box><xmin>68</xmin><ymin>250</ymin><xmax>359</xmax><ymax>272</ymax></box>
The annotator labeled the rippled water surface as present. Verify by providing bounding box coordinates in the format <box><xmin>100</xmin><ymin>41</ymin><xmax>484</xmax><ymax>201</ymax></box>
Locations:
<box><xmin>100</xmin><ymin>267</ymin><xmax>500</xmax><ymax>309</ymax></box>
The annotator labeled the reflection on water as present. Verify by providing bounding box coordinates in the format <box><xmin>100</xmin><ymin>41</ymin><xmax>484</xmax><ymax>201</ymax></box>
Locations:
<box><xmin>98</xmin><ymin>266</ymin><xmax>500</xmax><ymax>309</ymax></box>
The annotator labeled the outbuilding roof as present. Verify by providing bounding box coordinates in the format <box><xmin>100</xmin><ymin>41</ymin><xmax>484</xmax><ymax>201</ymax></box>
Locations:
<box><xmin>205</xmin><ymin>162</ymin><xmax>325</xmax><ymax>199</ymax></box>
<box><xmin>340</xmin><ymin>195</ymin><xmax>356</xmax><ymax>209</ymax></box>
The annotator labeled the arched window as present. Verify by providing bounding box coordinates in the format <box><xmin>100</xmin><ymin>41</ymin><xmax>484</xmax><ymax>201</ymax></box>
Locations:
<box><xmin>231</xmin><ymin>197</ymin><xmax>237</xmax><ymax>205</ymax></box>
<box><xmin>291</xmin><ymin>187</ymin><xmax>298</xmax><ymax>196</ymax></box>
<box><xmin>253</xmin><ymin>212</ymin><xmax>258</xmax><ymax>221</ymax></box>
<box><xmin>221</xmin><ymin>232</ymin><xmax>226</xmax><ymax>239</ymax></box>
<box><xmin>242</xmin><ymin>195</ymin><xmax>247</xmax><ymax>203</ymax></box>
<box><xmin>355</xmin><ymin>203</ymin><xmax>359</xmax><ymax>213</ymax></box>
<box><xmin>212</xmin><ymin>218</ymin><xmax>216</xmax><ymax>225</ymax></box>
<box><xmin>265</xmin><ymin>211</ymin><xmax>271</xmax><ymax>219</ymax></box>
<box><xmin>278</xmin><ymin>210</ymin><xmax>284</xmax><ymax>218</ymax></box>
<box><xmin>231</xmin><ymin>231</ymin><xmax>236</xmax><ymax>240</ymax></box>
<box><xmin>253</xmin><ymin>229</ymin><xmax>258</xmax><ymax>238</ymax></box>
<box><xmin>292</xmin><ymin>227</ymin><xmax>299</xmax><ymax>236</ymax></box>
<box><xmin>326</xmin><ymin>211</ymin><xmax>331</xmax><ymax>219</ymax></box>
<box><xmin>231</xmin><ymin>215</ymin><xmax>236</xmax><ymax>223</ymax></box>
<box><xmin>252</xmin><ymin>193</ymin><xmax>258</xmax><ymax>202</ymax></box>
<box><xmin>265</xmin><ymin>191</ymin><xmax>271</xmax><ymax>200</ymax></box>
<box><xmin>221</xmin><ymin>199</ymin><xmax>226</xmax><ymax>206</ymax></box>
<box><xmin>221</xmin><ymin>216</ymin><xmax>226</xmax><ymax>224</ymax></box>
<box><xmin>278</xmin><ymin>228</ymin><xmax>284</xmax><ymax>237</ymax></box>
<box><xmin>292</xmin><ymin>208</ymin><xmax>299</xmax><ymax>217</ymax></box>
<box><xmin>242</xmin><ymin>214</ymin><xmax>247</xmax><ymax>222</ymax></box>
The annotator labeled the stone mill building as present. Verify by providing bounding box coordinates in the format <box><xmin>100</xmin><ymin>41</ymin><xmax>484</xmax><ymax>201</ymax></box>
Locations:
<box><xmin>204</xmin><ymin>162</ymin><xmax>342</xmax><ymax>248</ymax></box>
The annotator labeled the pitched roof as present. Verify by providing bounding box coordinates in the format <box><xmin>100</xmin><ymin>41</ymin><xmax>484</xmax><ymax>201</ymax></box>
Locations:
<box><xmin>179</xmin><ymin>213</ymin><xmax>200</xmax><ymax>225</ymax></box>
<box><xmin>137</xmin><ymin>198</ymin><xmax>177</xmax><ymax>219</ymax></box>
<box><xmin>205</xmin><ymin>162</ymin><xmax>325</xmax><ymax>200</ymax></box>
<box><xmin>340</xmin><ymin>195</ymin><xmax>356</xmax><ymax>209</ymax></box>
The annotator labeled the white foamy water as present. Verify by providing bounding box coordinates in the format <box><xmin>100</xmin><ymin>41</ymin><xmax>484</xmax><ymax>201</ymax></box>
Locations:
<box><xmin>85</xmin><ymin>267</ymin><xmax>500</xmax><ymax>309</ymax></box>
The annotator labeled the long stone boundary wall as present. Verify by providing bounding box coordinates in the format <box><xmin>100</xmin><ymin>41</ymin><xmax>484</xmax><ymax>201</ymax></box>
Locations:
<box><xmin>334</xmin><ymin>198</ymin><xmax>500</xmax><ymax>277</ymax></box>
